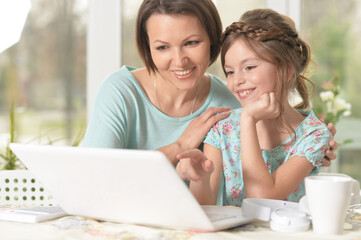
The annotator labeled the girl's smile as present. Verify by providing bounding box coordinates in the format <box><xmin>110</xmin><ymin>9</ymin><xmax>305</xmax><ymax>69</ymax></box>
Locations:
<box><xmin>237</xmin><ymin>88</ymin><xmax>256</xmax><ymax>99</ymax></box>
<box><xmin>224</xmin><ymin>38</ymin><xmax>278</xmax><ymax>107</ymax></box>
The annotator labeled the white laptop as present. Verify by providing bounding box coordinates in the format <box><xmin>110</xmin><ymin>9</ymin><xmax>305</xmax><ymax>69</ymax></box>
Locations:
<box><xmin>9</xmin><ymin>143</ymin><xmax>254</xmax><ymax>231</ymax></box>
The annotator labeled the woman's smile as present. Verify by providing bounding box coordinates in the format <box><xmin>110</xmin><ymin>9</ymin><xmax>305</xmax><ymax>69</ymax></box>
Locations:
<box><xmin>147</xmin><ymin>14</ymin><xmax>211</xmax><ymax>90</ymax></box>
<box><xmin>172</xmin><ymin>67</ymin><xmax>195</xmax><ymax>79</ymax></box>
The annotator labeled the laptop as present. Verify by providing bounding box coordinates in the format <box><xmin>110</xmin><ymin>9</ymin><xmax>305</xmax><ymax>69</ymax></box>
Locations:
<box><xmin>9</xmin><ymin>143</ymin><xmax>254</xmax><ymax>231</ymax></box>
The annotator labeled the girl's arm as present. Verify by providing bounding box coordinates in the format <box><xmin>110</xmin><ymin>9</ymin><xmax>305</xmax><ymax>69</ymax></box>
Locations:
<box><xmin>240</xmin><ymin>113</ymin><xmax>314</xmax><ymax>199</ymax></box>
<box><xmin>240</xmin><ymin>92</ymin><xmax>314</xmax><ymax>199</ymax></box>
<box><xmin>176</xmin><ymin>144</ymin><xmax>223</xmax><ymax>205</ymax></box>
<box><xmin>158</xmin><ymin>107</ymin><xmax>230</xmax><ymax>164</ymax></box>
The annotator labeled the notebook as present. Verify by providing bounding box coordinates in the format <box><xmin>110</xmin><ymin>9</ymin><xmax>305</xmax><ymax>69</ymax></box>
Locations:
<box><xmin>9</xmin><ymin>143</ymin><xmax>254</xmax><ymax>231</ymax></box>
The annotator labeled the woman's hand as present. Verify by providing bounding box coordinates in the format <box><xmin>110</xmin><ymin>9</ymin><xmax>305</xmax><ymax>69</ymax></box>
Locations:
<box><xmin>242</xmin><ymin>92</ymin><xmax>281</xmax><ymax>123</ymax></box>
<box><xmin>176</xmin><ymin>149</ymin><xmax>214</xmax><ymax>183</ymax></box>
<box><xmin>159</xmin><ymin>107</ymin><xmax>230</xmax><ymax>164</ymax></box>
<box><xmin>322</xmin><ymin>123</ymin><xmax>338</xmax><ymax>167</ymax></box>
<box><xmin>176</xmin><ymin>106</ymin><xmax>231</xmax><ymax>151</ymax></box>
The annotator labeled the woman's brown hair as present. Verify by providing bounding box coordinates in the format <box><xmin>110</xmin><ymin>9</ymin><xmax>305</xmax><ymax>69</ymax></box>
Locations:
<box><xmin>136</xmin><ymin>0</ymin><xmax>222</xmax><ymax>73</ymax></box>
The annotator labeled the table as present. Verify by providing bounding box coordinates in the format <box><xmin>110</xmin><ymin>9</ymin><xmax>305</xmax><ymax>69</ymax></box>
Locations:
<box><xmin>1</xmin><ymin>209</ymin><xmax>361</xmax><ymax>240</ymax></box>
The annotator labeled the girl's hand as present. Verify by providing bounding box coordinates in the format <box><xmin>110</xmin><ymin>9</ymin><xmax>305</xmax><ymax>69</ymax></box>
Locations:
<box><xmin>242</xmin><ymin>92</ymin><xmax>281</xmax><ymax>123</ymax></box>
<box><xmin>176</xmin><ymin>107</ymin><xmax>231</xmax><ymax>151</ymax></box>
<box><xmin>176</xmin><ymin>149</ymin><xmax>214</xmax><ymax>182</ymax></box>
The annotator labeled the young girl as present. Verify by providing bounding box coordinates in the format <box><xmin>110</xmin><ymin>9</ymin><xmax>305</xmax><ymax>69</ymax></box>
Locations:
<box><xmin>176</xmin><ymin>8</ymin><xmax>333</xmax><ymax>206</ymax></box>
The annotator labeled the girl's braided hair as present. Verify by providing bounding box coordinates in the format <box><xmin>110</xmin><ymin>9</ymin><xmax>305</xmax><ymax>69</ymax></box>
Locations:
<box><xmin>221</xmin><ymin>8</ymin><xmax>314</xmax><ymax>110</ymax></box>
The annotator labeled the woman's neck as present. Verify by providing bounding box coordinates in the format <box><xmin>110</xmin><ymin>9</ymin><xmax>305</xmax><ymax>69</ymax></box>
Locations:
<box><xmin>158</xmin><ymin>76</ymin><xmax>210</xmax><ymax>117</ymax></box>
<box><xmin>133</xmin><ymin>68</ymin><xmax>210</xmax><ymax>118</ymax></box>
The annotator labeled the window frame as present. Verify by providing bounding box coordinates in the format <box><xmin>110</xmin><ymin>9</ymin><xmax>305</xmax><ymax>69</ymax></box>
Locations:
<box><xmin>87</xmin><ymin>0</ymin><xmax>122</xmax><ymax>119</ymax></box>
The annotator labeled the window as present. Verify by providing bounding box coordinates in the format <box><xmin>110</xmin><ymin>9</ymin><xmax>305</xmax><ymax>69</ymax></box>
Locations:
<box><xmin>0</xmin><ymin>0</ymin><xmax>87</xmax><ymax>147</ymax></box>
<box><xmin>301</xmin><ymin>0</ymin><xmax>361</xmax><ymax>181</ymax></box>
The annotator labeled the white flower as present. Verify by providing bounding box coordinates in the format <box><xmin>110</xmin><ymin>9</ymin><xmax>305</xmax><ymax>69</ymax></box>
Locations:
<box><xmin>343</xmin><ymin>103</ymin><xmax>352</xmax><ymax>116</ymax></box>
<box><xmin>320</xmin><ymin>91</ymin><xmax>334</xmax><ymax>102</ymax></box>
<box><xmin>344</xmin><ymin>109</ymin><xmax>352</xmax><ymax>116</ymax></box>
<box><xmin>334</xmin><ymin>98</ymin><xmax>350</xmax><ymax>111</ymax></box>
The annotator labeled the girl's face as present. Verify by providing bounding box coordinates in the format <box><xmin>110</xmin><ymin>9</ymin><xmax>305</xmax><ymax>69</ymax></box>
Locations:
<box><xmin>224</xmin><ymin>38</ymin><xmax>278</xmax><ymax>107</ymax></box>
<box><xmin>146</xmin><ymin>14</ymin><xmax>211</xmax><ymax>90</ymax></box>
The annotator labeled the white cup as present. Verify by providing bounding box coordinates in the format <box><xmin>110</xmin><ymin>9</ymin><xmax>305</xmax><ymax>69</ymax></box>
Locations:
<box><xmin>304</xmin><ymin>174</ymin><xmax>360</xmax><ymax>235</ymax></box>
<box><xmin>318</xmin><ymin>173</ymin><xmax>360</xmax><ymax>205</ymax></box>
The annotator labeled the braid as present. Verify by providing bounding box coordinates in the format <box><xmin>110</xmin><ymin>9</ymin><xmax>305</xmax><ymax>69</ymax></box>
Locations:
<box><xmin>222</xmin><ymin>22</ymin><xmax>304</xmax><ymax>59</ymax></box>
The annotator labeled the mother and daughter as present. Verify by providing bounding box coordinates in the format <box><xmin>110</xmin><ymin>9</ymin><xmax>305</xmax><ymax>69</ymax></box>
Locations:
<box><xmin>83</xmin><ymin>0</ymin><xmax>336</xmax><ymax>205</ymax></box>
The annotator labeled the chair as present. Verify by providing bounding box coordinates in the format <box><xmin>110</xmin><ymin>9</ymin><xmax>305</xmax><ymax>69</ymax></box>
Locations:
<box><xmin>0</xmin><ymin>170</ymin><xmax>57</xmax><ymax>206</ymax></box>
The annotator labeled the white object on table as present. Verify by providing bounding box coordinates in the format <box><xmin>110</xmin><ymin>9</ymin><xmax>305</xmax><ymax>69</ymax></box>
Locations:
<box><xmin>0</xmin><ymin>206</ymin><xmax>67</xmax><ymax>223</ymax></box>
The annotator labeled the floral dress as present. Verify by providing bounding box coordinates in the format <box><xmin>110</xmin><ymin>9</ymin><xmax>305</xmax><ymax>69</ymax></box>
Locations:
<box><xmin>204</xmin><ymin>108</ymin><xmax>332</xmax><ymax>206</ymax></box>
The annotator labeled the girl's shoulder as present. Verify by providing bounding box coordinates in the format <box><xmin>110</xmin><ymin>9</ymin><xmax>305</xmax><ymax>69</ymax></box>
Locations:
<box><xmin>215</xmin><ymin>108</ymin><xmax>243</xmax><ymax>129</ymax></box>
<box><xmin>299</xmin><ymin>110</ymin><xmax>328</xmax><ymax>129</ymax></box>
<box><xmin>295</xmin><ymin>110</ymin><xmax>332</xmax><ymax>138</ymax></box>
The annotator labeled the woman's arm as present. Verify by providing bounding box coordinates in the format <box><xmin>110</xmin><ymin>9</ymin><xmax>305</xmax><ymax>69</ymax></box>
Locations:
<box><xmin>158</xmin><ymin>107</ymin><xmax>230</xmax><ymax>164</ymax></box>
<box><xmin>322</xmin><ymin>123</ymin><xmax>338</xmax><ymax>166</ymax></box>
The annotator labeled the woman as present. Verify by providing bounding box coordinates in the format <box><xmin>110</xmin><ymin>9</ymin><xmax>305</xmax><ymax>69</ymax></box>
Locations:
<box><xmin>82</xmin><ymin>0</ymin><xmax>337</xmax><ymax>165</ymax></box>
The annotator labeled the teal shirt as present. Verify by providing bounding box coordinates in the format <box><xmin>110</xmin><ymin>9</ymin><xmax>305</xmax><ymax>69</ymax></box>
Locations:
<box><xmin>82</xmin><ymin>65</ymin><xmax>241</xmax><ymax>150</ymax></box>
<box><xmin>204</xmin><ymin>108</ymin><xmax>332</xmax><ymax>206</ymax></box>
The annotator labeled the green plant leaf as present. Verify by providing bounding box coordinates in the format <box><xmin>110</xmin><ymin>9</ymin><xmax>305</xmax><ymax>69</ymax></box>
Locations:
<box><xmin>342</xmin><ymin>139</ymin><xmax>354</xmax><ymax>145</ymax></box>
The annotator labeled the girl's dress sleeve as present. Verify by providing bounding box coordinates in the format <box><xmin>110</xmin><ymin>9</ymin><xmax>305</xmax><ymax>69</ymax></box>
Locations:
<box><xmin>203</xmin><ymin>122</ymin><xmax>222</xmax><ymax>149</ymax></box>
<box><xmin>291</xmin><ymin>116</ymin><xmax>333</xmax><ymax>174</ymax></box>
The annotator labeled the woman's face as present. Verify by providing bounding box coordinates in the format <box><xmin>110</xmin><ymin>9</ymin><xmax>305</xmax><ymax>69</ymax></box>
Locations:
<box><xmin>146</xmin><ymin>14</ymin><xmax>211</xmax><ymax>90</ymax></box>
<box><xmin>224</xmin><ymin>38</ymin><xmax>278</xmax><ymax>107</ymax></box>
